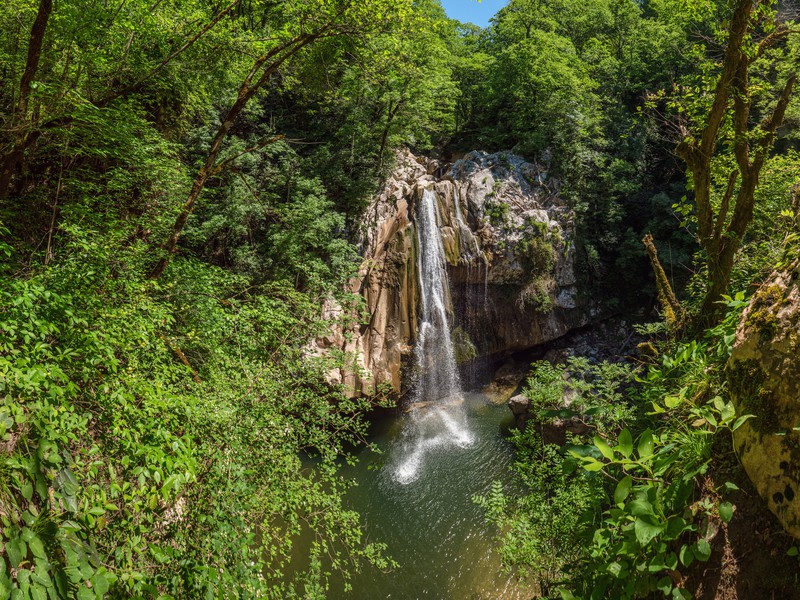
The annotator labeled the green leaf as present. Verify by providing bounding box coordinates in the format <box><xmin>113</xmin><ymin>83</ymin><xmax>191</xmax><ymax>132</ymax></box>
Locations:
<box><xmin>29</xmin><ymin>536</ymin><xmax>46</xmax><ymax>560</ymax></box>
<box><xmin>635</xmin><ymin>516</ymin><xmax>664</xmax><ymax>546</ymax></box>
<box><xmin>672</xmin><ymin>588</ymin><xmax>692</xmax><ymax>600</ymax></box>
<box><xmin>694</xmin><ymin>538</ymin><xmax>712</xmax><ymax>561</ymax></box>
<box><xmin>732</xmin><ymin>414</ymin><xmax>755</xmax><ymax>430</ymax></box>
<box><xmin>31</xmin><ymin>585</ymin><xmax>47</xmax><ymax>600</ymax></box>
<box><xmin>665</xmin><ymin>551</ymin><xmax>678</xmax><ymax>570</ymax></box>
<box><xmin>629</xmin><ymin>498</ymin><xmax>655</xmax><ymax>517</ymax></box>
<box><xmin>607</xmin><ymin>561</ymin><xmax>623</xmax><ymax>577</ymax></box>
<box><xmin>719</xmin><ymin>502</ymin><xmax>734</xmax><ymax>523</ymax></box>
<box><xmin>665</xmin><ymin>517</ymin><xmax>688</xmax><ymax>540</ymax></box>
<box><xmin>616</xmin><ymin>429</ymin><xmax>633</xmax><ymax>458</ymax></box>
<box><xmin>679</xmin><ymin>544</ymin><xmax>694</xmax><ymax>567</ymax></box>
<box><xmin>594</xmin><ymin>435</ymin><xmax>614</xmax><ymax>460</ymax></box>
<box><xmin>614</xmin><ymin>476</ymin><xmax>633</xmax><ymax>505</ymax></box>
<box><xmin>657</xmin><ymin>576</ymin><xmax>673</xmax><ymax>594</ymax></box>
<box><xmin>6</xmin><ymin>538</ymin><xmax>25</xmax><ymax>568</ymax></box>
<box><xmin>77</xmin><ymin>585</ymin><xmax>94</xmax><ymax>600</ymax></box>
<box><xmin>787</xmin><ymin>546</ymin><xmax>799</xmax><ymax>557</ymax></box>
<box><xmin>720</xmin><ymin>402</ymin><xmax>735</xmax><ymax>423</ymax></box>
<box><xmin>582</xmin><ymin>458</ymin><xmax>606</xmax><ymax>472</ymax></box>
<box><xmin>91</xmin><ymin>571</ymin><xmax>110</xmax><ymax>596</ymax></box>
<box><xmin>637</xmin><ymin>429</ymin><xmax>654</xmax><ymax>458</ymax></box>
<box><xmin>20</xmin><ymin>480</ymin><xmax>33</xmax><ymax>501</ymax></box>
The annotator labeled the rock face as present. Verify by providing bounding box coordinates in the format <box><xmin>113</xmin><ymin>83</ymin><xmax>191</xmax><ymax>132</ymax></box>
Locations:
<box><xmin>729</xmin><ymin>258</ymin><xmax>800</xmax><ymax>539</ymax></box>
<box><xmin>322</xmin><ymin>149</ymin><xmax>591</xmax><ymax>396</ymax></box>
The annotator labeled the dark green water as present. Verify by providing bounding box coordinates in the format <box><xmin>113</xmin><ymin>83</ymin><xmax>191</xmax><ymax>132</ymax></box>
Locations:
<box><xmin>329</xmin><ymin>391</ymin><xmax>531</xmax><ymax>600</ymax></box>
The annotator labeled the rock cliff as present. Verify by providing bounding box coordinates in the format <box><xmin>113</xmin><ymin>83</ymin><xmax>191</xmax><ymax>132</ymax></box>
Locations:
<box><xmin>729</xmin><ymin>257</ymin><xmax>800</xmax><ymax>538</ymax></box>
<box><xmin>322</xmin><ymin>149</ymin><xmax>592</xmax><ymax>397</ymax></box>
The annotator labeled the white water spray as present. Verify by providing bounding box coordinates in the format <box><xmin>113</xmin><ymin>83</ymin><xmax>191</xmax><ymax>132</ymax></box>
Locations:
<box><xmin>391</xmin><ymin>189</ymin><xmax>474</xmax><ymax>485</ymax></box>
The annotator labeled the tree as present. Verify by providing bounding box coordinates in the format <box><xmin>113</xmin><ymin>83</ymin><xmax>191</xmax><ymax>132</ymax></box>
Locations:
<box><xmin>672</xmin><ymin>0</ymin><xmax>796</xmax><ymax>320</ymax></box>
<box><xmin>149</xmin><ymin>0</ymin><xmax>411</xmax><ymax>279</ymax></box>
<box><xmin>0</xmin><ymin>0</ymin><xmax>243</xmax><ymax>201</ymax></box>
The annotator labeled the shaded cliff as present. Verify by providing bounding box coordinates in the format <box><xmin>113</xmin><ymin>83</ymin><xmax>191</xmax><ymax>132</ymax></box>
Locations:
<box><xmin>322</xmin><ymin>149</ymin><xmax>593</xmax><ymax>397</ymax></box>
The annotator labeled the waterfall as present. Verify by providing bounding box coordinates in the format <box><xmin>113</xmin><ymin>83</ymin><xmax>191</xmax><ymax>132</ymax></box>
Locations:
<box><xmin>414</xmin><ymin>188</ymin><xmax>462</xmax><ymax>403</ymax></box>
<box><xmin>391</xmin><ymin>188</ymin><xmax>474</xmax><ymax>485</ymax></box>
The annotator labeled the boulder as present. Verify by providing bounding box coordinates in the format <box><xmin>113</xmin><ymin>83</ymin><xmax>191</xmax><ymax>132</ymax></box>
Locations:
<box><xmin>483</xmin><ymin>359</ymin><xmax>528</xmax><ymax>404</ymax></box>
<box><xmin>728</xmin><ymin>258</ymin><xmax>800</xmax><ymax>538</ymax></box>
<box><xmin>508</xmin><ymin>393</ymin><xmax>531</xmax><ymax>431</ymax></box>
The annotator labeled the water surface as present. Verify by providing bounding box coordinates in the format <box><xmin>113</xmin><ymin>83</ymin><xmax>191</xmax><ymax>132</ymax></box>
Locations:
<box><xmin>330</xmin><ymin>391</ymin><xmax>530</xmax><ymax>599</ymax></box>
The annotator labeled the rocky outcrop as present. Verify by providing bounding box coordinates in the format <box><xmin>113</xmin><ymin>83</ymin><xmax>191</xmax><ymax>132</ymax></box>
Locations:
<box><xmin>321</xmin><ymin>149</ymin><xmax>592</xmax><ymax>396</ymax></box>
<box><xmin>729</xmin><ymin>258</ymin><xmax>800</xmax><ymax>539</ymax></box>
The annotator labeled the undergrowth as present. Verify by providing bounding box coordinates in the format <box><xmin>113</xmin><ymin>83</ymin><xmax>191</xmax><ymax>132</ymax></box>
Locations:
<box><xmin>0</xmin><ymin>226</ymin><xmax>388</xmax><ymax>599</ymax></box>
<box><xmin>477</xmin><ymin>295</ymin><xmax>752</xmax><ymax>599</ymax></box>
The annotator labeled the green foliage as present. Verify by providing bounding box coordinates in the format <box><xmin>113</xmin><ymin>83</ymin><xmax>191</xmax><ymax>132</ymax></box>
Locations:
<box><xmin>487</xmin><ymin>297</ymin><xmax>754</xmax><ymax>599</ymax></box>
<box><xmin>484</xmin><ymin>198</ymin><xmax>510</xmax><ymax>226</ymax></box>
<box><xmin>475</xmin><ymin>440</ymin><xmax>603</xmax><ymax>598</ymax></box>
<box><xmin>525</xmin><ymin>358</ymin><xmax>637</xmax><ymax>434</ymax></box>
<box><xmin>0</xmin><ymin>220</ymin><xmax>387</xmax><ymax>597</ymax></box>
<box><xmin>477</xmin><ymin>358</ymin><xmax>635</xmax><ymax>596</ymax></box>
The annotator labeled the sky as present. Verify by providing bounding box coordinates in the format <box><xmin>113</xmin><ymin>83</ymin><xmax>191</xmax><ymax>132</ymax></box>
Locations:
<box><xmin>439</xmin><ymin>0</ymin><xmax>508</xmax><ymax>27</ymax></box>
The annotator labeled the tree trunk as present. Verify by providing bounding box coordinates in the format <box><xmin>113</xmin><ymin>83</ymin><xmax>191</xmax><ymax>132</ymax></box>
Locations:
<box><xmin>672</xmin><ymin>0</ymin><xmax>795</xmax><ymax>325</ymax></box>
<box><xmin>149</xmin><ymin>35</ymin><xmax>317</xmax><ymax>279</ymax></box>
<box><xmin>642</xmin><ymin>233</ymin><xmax>684</xmax><ymax>328</ymax></box>
<box><xmin>0</xmin><ymin>0</ymin><xmax>53</xmax><ymax>198</ymax></box>
<box><xmin>376</xmin><ymin>99</ymin><xmax>404</xmax><ymax>174</ymax></box>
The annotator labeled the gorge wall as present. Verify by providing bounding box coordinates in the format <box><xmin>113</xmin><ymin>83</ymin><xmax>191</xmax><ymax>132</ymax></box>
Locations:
<box><xmin>320</xmin><ymin>149</ymin><xmax>594</xmax><ymax>397</ymax></box>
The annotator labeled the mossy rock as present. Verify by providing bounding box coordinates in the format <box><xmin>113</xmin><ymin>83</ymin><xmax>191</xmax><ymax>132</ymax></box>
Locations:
<box><xmin>729</xmin><ymin>261</ymin><xmax>800</xmax><ymax>539</ymax></box>
<box><xmin>451</xmin><ymin>326</ymin><xmax>477</xmax><ymax>364</ymax></box>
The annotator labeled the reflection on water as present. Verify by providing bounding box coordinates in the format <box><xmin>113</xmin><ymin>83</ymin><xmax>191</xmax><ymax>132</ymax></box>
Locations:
<box><xmin>328</xmin><ymin>391</ymin><xmax>532</xmax><ymax>600</ymax></box>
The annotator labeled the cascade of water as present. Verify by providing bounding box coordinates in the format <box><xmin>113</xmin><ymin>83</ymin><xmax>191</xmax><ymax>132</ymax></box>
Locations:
<box><xmin>391</xmin><ymin>188</ymin><xmax>474</xmax><ymax>485</ymax></box>
<box><xmin>414</xmin><ymin>188</ymin><xmax>462</xmax><ymax>403</ymax></box>
<box><xmin>453</xmin><ymin>188</ymin><xmax>482</xmax><ymax>262</ymax></box>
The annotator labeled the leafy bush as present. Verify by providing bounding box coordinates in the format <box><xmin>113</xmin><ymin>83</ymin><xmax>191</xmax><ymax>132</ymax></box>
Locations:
<box><xmin>481</xmin><ymin>298</ymin><xmax>752</xmax><ymax>599</ymax></box>
<box><xmin>0</xmin><ymin>227</ymin><xmax>387</xmax><ymax>599</ymax></box>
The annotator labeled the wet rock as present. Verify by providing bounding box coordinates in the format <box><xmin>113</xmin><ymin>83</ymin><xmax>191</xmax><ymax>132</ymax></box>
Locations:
<box><xmin>483</xmin><ymin>359</ymin><xmax>528</xmax><ymax>404</ymax></box>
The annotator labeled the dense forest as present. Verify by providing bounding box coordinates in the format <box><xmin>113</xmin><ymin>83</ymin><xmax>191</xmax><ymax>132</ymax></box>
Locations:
<box><xmin>1</xmin><ymin>0</ymin><xmax>800</xmax><ymax>598</ymax></box>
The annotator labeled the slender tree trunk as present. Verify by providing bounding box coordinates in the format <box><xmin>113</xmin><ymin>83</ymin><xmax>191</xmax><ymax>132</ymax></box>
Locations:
<box><xmin>149</xmin><ymin>34</ymin><xmax>317</xmax><ymax>279</ymax></box>
<box><xmin>376</xmin><ymin>99</ymin><xmax>403</xmax><ymax>174</ymax></box>
<box><xmin>643</xmin><ymin>234</ymin><xmax>684</xmax><ymax>328</ymax></box>
<box><xmin>0</xmin><ymin>0</ymin><xmax>52</xmax><ymax>198</ymax></box>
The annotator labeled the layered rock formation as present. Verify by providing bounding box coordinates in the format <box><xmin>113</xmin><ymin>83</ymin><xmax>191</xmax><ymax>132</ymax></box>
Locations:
<box><xmin>322</xmin><ymin>149</ymin><xmax>591</xmax><ymax>396</ymax></box>
<box><xmin>729</xmin><ymin>257</ymin><xmax>800</xmax><ymax>538</ymax></box>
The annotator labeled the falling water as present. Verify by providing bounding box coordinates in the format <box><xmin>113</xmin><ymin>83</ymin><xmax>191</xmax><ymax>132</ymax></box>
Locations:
<box><xmin>415</xmin><ymin>188</ymin><xmax>462</xmax><ymax>402</ymax></box>
<box><xmin>391</xmin><ymin>188</ymin><xmax>474</xmax><ymax>485</ymax></box>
